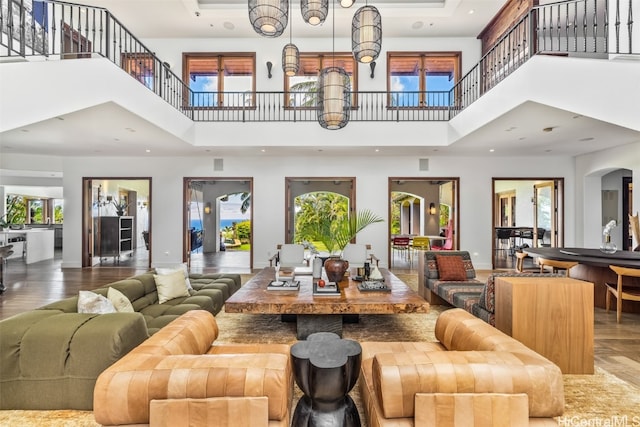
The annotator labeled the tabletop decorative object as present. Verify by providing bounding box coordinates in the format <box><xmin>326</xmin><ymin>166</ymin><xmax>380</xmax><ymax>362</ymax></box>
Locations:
<box><xmin>600</xmin><ymin>220</ymin><xmax>617</xmax><ymax>254</ymax></box>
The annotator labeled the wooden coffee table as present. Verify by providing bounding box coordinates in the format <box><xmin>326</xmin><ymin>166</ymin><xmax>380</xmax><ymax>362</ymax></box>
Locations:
<box><xmin>224</xmin><ymin>267</ymin><xmax>429</xmax><ymax>339</ymax></box>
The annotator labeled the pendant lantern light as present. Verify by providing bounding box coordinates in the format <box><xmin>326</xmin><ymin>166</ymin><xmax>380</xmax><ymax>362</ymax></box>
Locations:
<box><xmin>282</xmin><ymin>44</ymin><xmax>300</xmax><ymax>77</ymax></box>
<box><xmin>282</xmin><ymin>0</ymin><xmax>299</xmax><ymax>76</ymax></box>
<box><xmin>301</xmin><ymin>0</ymin><xmax>328</xmax><ymax>26</ymax></box>
<box><xmin>352</xmin><ymin>4</ymin><xmax>382</xmax><ymax>63</ymax></box>
<box><xmin>317</xmin><ymin>0</ymin><xmax>350</xmax><ymax>130</ymax></box>
<box><xmin>318</xmin><ymin>67</ymin><xmax>351</xmax><ymax>129</ymax></box>
<box><xmin>248</xmin><ymin>0</ymin><xmax>288</xmax><ymax>38</ymax></box>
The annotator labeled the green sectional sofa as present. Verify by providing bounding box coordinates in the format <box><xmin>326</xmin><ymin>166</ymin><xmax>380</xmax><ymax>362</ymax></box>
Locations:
<box><xmin>0</xmin><ymin>270</ymin><xmax>241</xmax><ymax>410</ymax></box>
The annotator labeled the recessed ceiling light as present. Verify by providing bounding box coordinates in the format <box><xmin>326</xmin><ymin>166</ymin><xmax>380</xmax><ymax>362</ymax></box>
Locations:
<box><xmin>545</xmin><ymin>149</ymin><xmax>553</xmax><ymax>152</ymax></box>
<box><xmin>223</xmin><ymin>21</ymin><xmax>234</xmax><ymax>30</ymax></box>
<box><xmin>543</xmin><ymin>127</ymin><xmax>554</xmax><ymax>132</ymax></box>
<box><xmin>114</xmin><ymin>138</ymin><xmax>120</xmax><ymax>141</ymax></box>
<box><xmin>21</xmin><ymin>129</ymin><xmax>29</xmax><ymax>133</ymax></box>
<box><xmin>375</xmin><ymin>148</ymin><xmax>380</xmax><ymax>152</ymax></box>
<box><xmin>146</xmin><ymin>149</ymin><xmax>151</xmax><ymax>153</ymax></box>
<box><xmin>412</xmin><ymin>21</ymin><xmax>423</xmax><ymax>30</ymax></box>
<box><xmin>579</xmin><ymin>137</ymin><xmax>595</xmax><ymax>142</ymax></box>
<box><xmin>489</xmin><ymin>149</ymin><xmax>495</xmax><ymax>152</ymax></box>
<box><xmin>261</xmin><ymin>149</ymin><xmax>266</xmax><ymax>152</ymax></box>
<box><xmin>468</xmin><ymin>9</ymin><xmax>475</xmax><ymax>14</ymax></box>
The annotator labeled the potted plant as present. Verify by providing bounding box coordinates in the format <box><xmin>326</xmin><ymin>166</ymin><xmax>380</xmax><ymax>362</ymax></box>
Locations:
<box><xmin>300</xmin><ymin>209</ymin><xmax>383</xmax><ymax>282</ymax></box>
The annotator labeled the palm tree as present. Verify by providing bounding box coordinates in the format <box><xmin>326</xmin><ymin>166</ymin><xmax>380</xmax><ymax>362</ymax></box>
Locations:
<box><xmin>288</xmin><ymin>80</ymin><xmax>319</xmax><ymax>107</ymax></box>
<box><xmin>239</xmin><ymin>192</ymin><xmax>251</xmax><ymax>214</ymax></box>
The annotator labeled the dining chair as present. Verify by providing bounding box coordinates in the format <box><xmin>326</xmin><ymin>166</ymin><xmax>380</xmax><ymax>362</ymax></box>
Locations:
<box><xmin>391</xmin><ymin>236</ymin><xmax>411</xmax><ymax>267</ymax></box>
<box><xmin>537</xmin><ymin>257</ymin><xmax>578</xmax><ymax>276</ymax></box>
<box><xmin>410</xmin><ymin>236</ymin><xmax>430</xmax><ymax>267</ymax></box>
<box><xmin>496</xmin><ymin>228</ymin><xmax>513</xmax><ymax>257</ymax></box>
<box><xmin>606</xmin><ymin>265</ymin><xmax>640</xmax><ymax>323</ymax></box>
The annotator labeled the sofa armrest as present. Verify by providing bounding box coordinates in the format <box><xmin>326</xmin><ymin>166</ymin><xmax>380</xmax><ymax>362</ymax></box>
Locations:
<box><xmin>414</xmin><ymin>393</ymin><xmax>529</xmax><ymax>427</ymax></box>
<box><xmin>0</xmin><ymin>311</ymin><xmax>148</xmax><ymax>410</ymax></box>
<box><xmin>372</xmin><ymin>350</ymin><xmax>564</xmax><ymax>419</ymax></box>
<box><xmin>150</xmin><ymin>397</ymin><xmax>269</xmax><ymax>427</ymax></box>
<box><xmin>94</xmin><ymin>353</ymin><xmax>292</xmax><ymax>426</ymax></box>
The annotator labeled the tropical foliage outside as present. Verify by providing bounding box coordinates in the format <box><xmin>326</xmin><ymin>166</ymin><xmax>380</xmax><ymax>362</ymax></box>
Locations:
<box><xmin>1</xmin><ymin>195</ymin><xmax>63</xmax><ymax>227</ymax></box>
<box><xmin>294</xmin><ymin>192</ymin><xmax>383</xmax><ymax>253</ymax></box>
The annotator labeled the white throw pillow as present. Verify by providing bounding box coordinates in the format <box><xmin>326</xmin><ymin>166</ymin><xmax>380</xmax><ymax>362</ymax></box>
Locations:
<box><xmin>107</xmin><ymin>287</ymin><xmax>135</xmax><ymax>313</ymax></box>
<box><xmin>77</xmin><ymin>290</ymin><xmax>117</xmax><ymax>314</ymax></box>
<box><xmin>154</xmin><ymin>270</ymin><xmax>191</xmax><ymax>304</ymax></box>
<box><xmin>155</xmin><ymin>263</ymin><xmax>193</xmax><ymax>291</ymax></box>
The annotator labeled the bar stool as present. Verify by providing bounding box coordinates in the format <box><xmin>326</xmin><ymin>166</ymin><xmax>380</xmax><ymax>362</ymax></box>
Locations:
<box><xmin>606</xmin><ymin>265</ymin><xmax>640</xmax><ymax>323</ymax></box>
<box><xmin>537</xmin><ymin>257</ymin><xmax>578</xmax><ymax>277</ymax></box>
<box><xmin>0</xmin><ymin>245</ymin><xmax>14</xmax><ymax>294</ymax></box>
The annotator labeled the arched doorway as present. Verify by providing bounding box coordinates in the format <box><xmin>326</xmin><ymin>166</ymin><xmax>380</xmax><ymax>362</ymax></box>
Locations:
<box><xmin>285</xmin><ymin>177</ymin><xmax>355</xmax><ymax>245</ymax></box>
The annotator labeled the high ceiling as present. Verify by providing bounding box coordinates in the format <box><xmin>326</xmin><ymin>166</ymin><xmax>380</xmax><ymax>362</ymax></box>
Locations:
<box><xmin>77</xmin><ymin>0</ymin><xmax>507</xmax><ymax>39</ymax></box>
<box><xmin>1</xmin><ymin>0</ymin><xmax>638</xmax><ymax>162</ymax></box>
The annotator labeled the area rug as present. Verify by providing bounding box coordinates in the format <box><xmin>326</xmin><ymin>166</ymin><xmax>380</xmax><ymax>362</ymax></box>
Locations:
<box><xmin>1</xmin><ymin>273</ymin><xmax>639</xmax><ymax>426</ymax></box>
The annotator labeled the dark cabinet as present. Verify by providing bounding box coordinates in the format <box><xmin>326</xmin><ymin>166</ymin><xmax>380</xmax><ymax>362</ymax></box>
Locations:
<box><xmin>94</xmin><ymin>216</ymin><xmax>133</xmax><ymax>262</ymax></box>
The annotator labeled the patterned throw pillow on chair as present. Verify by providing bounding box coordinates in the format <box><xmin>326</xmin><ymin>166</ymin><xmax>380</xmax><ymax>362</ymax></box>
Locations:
<box><xmin>435</xmin><ymin>255</ymin><xmax>467</xmax><ymax>281</ymax></box>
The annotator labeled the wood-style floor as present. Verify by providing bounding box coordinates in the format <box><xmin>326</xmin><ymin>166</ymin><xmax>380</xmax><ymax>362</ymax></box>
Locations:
<box><xmin>2</xmin><ymin>251</ymin><xmax>639</xmax><ymax>388</ymax></box>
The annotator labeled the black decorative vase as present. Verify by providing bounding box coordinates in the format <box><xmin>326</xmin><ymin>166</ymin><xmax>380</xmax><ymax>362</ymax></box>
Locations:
<box><xmin>324</xmin><ymin>257</ymin><xmax>349</xmax><ymax>283</ymax></box>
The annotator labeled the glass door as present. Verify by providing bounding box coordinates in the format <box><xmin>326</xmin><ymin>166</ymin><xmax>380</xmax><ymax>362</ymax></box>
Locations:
<box><xmin>533</xmin><ymin>182</ymin><xmax>554</xmax><ymax>247</ymax></box>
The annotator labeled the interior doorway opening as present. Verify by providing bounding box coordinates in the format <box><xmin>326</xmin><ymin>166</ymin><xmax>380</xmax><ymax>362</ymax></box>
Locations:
<box><xmin>285</xmin><ymin>178</ymin><xmax>356</xmax><ymax>245</ymax></box>
<box><xmin>82</xmin><ymin>177</ymin><xmax>151</xmax><ymax>268</ymax></box>
<box><xmin>389</xmin><ymin>178</ymin><xmax>460</xmax><ymax>269</ymax></box>
<box><xmin>184</xmin><ymin>178</ymin><xmax>253</xmax><ymax>271</ymax></box>
<box><xmin>492</xmin><ymin>178</ymin><xmax>564</xmax><ymax>269</ymax></box>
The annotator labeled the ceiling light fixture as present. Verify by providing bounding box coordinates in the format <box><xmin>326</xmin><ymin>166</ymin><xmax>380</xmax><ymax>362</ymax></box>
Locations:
<box><xmin>248</xmin><ymin>0</ymin><xmax>288</xmax><ymax>38</ymax></box>
<box><xmin>318</xmin><ymin>0</ymin><xmax>350</xmax><ymax>130</ymax></box>
<box><xmin>282</xmin><ymin>0</ymin><xmax>299</xmax><ymax>76</ymax></box>
<box><xmin>301</xmin><ymin>0</ymin><xmax>328</xmax><ymax>26</ymax></box>
<box><xmin>352</xmin><ymin>2</ymin><xmax>382</xmax><ymax>63</ymax></box>
<box><xmin>340</xmin><ymin>0</ymin><xmax>355</xmax><ymax>7</ymax></box>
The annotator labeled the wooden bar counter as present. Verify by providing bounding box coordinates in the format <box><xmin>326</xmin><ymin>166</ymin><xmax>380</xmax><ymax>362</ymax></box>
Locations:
<box><xmin>524</xmin><ymin>247</ymin><xmax>640</xmax><ymax>313</ymax></box>
<box><xmin>495</xmin><ymin>276</ymin><xmax>594</xmax><ymax>374</ymax></box>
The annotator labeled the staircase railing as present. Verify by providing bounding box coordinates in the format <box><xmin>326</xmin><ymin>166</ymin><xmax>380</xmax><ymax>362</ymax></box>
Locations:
<box><xmin>1</xmin><ymin>0</ymin><xmax>636</xmax><ymax>123</ymax></box>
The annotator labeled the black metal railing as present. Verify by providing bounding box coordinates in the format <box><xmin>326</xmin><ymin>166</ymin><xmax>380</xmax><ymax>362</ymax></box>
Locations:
<box><xmin>450</xmin><ymin>0</ymin><xmax>636</xmax><ymax>118</ymax></box>
<box><xmin>1</xmin><ymin>0</ymin><xmax>636</xmax><ymax>123</ymax></box>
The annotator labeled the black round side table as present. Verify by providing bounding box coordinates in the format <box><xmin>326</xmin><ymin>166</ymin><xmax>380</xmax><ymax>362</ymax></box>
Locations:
<box><xmin>290</xmin><ymin>332</ymin><xmax>362</xmax><ymax>427</ymax></box>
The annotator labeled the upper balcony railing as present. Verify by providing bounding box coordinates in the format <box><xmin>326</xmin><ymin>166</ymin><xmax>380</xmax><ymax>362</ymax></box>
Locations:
<box><xmin>1</xmin><ymin>0</ymin><xmax>636</xmax><ymax>123</ymax></box>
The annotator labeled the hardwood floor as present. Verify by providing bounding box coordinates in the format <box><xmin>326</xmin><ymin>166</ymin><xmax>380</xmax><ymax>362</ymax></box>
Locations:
<box><xmin>2</xmin><ymin>252</ymin><xmax>639</xmax><ymax>388</ymax></box>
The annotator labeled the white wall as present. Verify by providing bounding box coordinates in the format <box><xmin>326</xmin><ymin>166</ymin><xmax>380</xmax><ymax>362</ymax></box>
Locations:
<box><xmin>57</xmin><ymin>152</ymin><xmax>576</xmax><ymax>270</ymax></box>
<box><xmin>576</xmin><ymin>142</ymin><xmax>640</xmax><ymax>248</ymax></box>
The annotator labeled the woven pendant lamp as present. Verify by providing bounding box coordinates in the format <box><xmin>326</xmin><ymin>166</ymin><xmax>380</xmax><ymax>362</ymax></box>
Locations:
<box><xmin>282</xmin><ymin>0</ymin><xmax>299</xmax><ymax>76</ymax></box>
<box><xmin>352</xmin><ymin>4</ymin><xmax>381</xmax><ymax>63</ymax></box>
<box><xmin>301</xmin><ymin>0</ymin><xmax>328</xmax><ymax>26</ymax></box>
<box><xmin>318</xmin><ymin>66</ymin><xmax>351</xmax><ymax>129</ymax></box>
<box><xmin>248</xmin><ymin>0</ymin><xmax>288</xmax><ymax>38</ymax></box>
<box><xmin>317</xmin><ymin>0</ymin><xmax>350</xmax><ymax>130</ymax></box>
